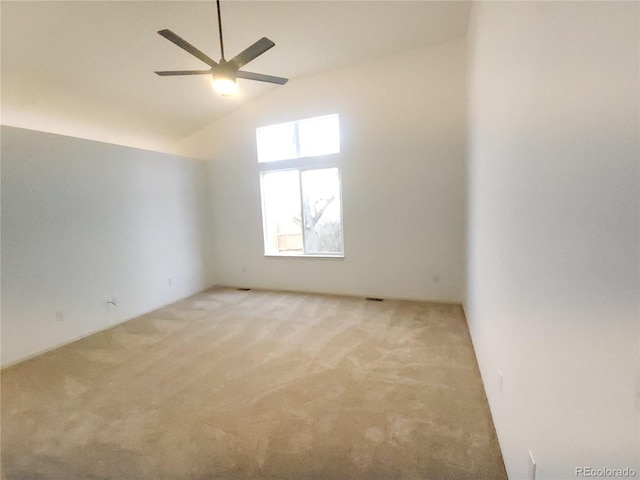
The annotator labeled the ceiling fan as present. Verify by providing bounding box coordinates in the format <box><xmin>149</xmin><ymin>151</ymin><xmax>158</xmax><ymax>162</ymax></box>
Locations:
<box><xmin>155</xmin><ymin>0</ymin><xmax>288</xmax><ymax>96</ymax></box>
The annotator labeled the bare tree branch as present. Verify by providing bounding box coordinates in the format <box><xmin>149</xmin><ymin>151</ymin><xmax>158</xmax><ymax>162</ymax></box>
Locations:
<box><xmin>306</xmin><ymin>195</ymin><xmax>335</xmax><ymax>229</ymax></box>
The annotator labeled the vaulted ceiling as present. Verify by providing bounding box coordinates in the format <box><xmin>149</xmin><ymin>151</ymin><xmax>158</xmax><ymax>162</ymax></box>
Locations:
<box><xmin>1</xmin><ymin>1</ymin><xmax>471</xmax><ymax>152</ymax></box>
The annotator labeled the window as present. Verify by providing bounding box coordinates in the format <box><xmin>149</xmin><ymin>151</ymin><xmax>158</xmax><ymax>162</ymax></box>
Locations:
<box><xmin>257</xmin><ymin>114</ymin><xmax>340</xmax><ymax>163</ymax></box>
<box><xmin>258</xmin><ymin>115</ymin><xmax>344</xmax><ymax>257</ymax></box>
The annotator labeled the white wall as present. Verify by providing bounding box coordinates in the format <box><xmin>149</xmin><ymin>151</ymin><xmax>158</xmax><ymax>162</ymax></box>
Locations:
<box><xmin>466</xmin><ymin>2</ymin><xmax>639</xmax><ymax>478</ymax></box>
<box><xmin>1</xmin><ymin>126</ymin><xmax>214</xmax><ymax>366</ymax></box>
<box><xmin>179</xmin><ymin>39</ymin><xmax>467</xmax><ymax>303</ymax></box>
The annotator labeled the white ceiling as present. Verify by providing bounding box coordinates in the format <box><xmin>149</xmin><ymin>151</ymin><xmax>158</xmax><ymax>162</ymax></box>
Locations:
<box><xmin>1</xmin><ymin>1</ymin><xmax>471</xmax><ymax>150</ymax></box>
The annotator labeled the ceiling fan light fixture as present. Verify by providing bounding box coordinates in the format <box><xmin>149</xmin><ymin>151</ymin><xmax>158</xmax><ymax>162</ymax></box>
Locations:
<box><xmin>211</xmin><ymin>61</ymin><xmax>237</xmax><ymax>96</ymax></box>
<box><xmin>212</xmin><ymin>76</ymin><xmax>237</xmax><ymax>96</ymax></box>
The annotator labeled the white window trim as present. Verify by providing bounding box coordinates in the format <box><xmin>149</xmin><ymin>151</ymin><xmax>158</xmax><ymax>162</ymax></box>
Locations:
<box><xmin>258</xmin><ymin>154</ymin><xmax>341</xmax><ymax>173</ymax></box>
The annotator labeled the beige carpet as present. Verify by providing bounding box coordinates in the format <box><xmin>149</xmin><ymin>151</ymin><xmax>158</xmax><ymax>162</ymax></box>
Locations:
<box><xmin>2</xmin><ymin>287</ymin><xmax>506</xmax><ymax>480</ymax></box>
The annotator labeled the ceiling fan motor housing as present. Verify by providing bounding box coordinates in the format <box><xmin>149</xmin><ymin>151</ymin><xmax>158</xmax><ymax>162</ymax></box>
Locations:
<box><xmin>213</xmin><ymin>60</ymin><xmax>237</xmax><ymax>82</ymax></box>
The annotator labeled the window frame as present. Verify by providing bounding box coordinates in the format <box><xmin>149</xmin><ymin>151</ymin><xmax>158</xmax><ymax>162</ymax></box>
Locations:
<box><xmin>257</xmin><ymin>116</ymin><xmax>344</xmax><ymax>258</ymax></box>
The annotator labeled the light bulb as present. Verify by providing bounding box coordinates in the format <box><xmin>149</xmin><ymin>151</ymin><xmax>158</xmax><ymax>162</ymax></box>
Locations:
<box><xmin>212</xmin><ymin>78</ymin><xmax>237</xmax><ymax>96</ymax></box>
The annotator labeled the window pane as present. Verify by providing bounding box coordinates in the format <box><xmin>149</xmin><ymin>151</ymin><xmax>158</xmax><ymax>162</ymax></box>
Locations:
<box><xmin>257</xmin><ymin>123</ymin><xmax>297</xmax><ymax>163</ymax></box>
<box><xmin>301</xmin><ymin>168</ymin><xmax>343</xmax><ymax>254</ymax></box>
<box><xmin>261</xmin><ymin>170</ymin><xmax>303</xmax><ymax>254</ymax></box>
<box><xmin>298</xmin><ymin>114</ymin><xmax>340</xmax><ymax>158</ymax></box>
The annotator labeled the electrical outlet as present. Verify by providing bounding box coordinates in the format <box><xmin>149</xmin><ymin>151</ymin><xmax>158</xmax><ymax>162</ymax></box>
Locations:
<box><xmin>498</xmin><ymin>370</ymin><xmax>503</xmax><ymax>394</ymax></box>
<box><xmin>168</xmin><ymin>277</ymin><xmax>173</xmax><ymax>286</ymax></box>
<box><xmin>55</xmin><ymin>311</ymin><xmax>64</xmax><ymax>322</ymax></box>
<box><xmin>528</xmin><ymin>450</ymin><xmax>536</xmax><ymax>480</ymax></box>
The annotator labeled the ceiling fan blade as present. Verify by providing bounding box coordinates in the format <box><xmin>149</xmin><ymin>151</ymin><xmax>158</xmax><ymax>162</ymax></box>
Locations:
<box><xmin>229</xmin><ymin>37</ymin><xmax>275</xmax><ymax>69</ymax></box>
<box><xmin>155</xmin><ymin>70</ymin><xmax>212</xmax><ymax>76</ymax></box>
<box><xmin>157</xmin><ymin>29</ymin><xmax>218</xmax><ymax>68</ymax></box>
<box><xmin>237</xmin><ymin>70</ymin><xmax>288</xmax><ymax>85</ymax></box>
